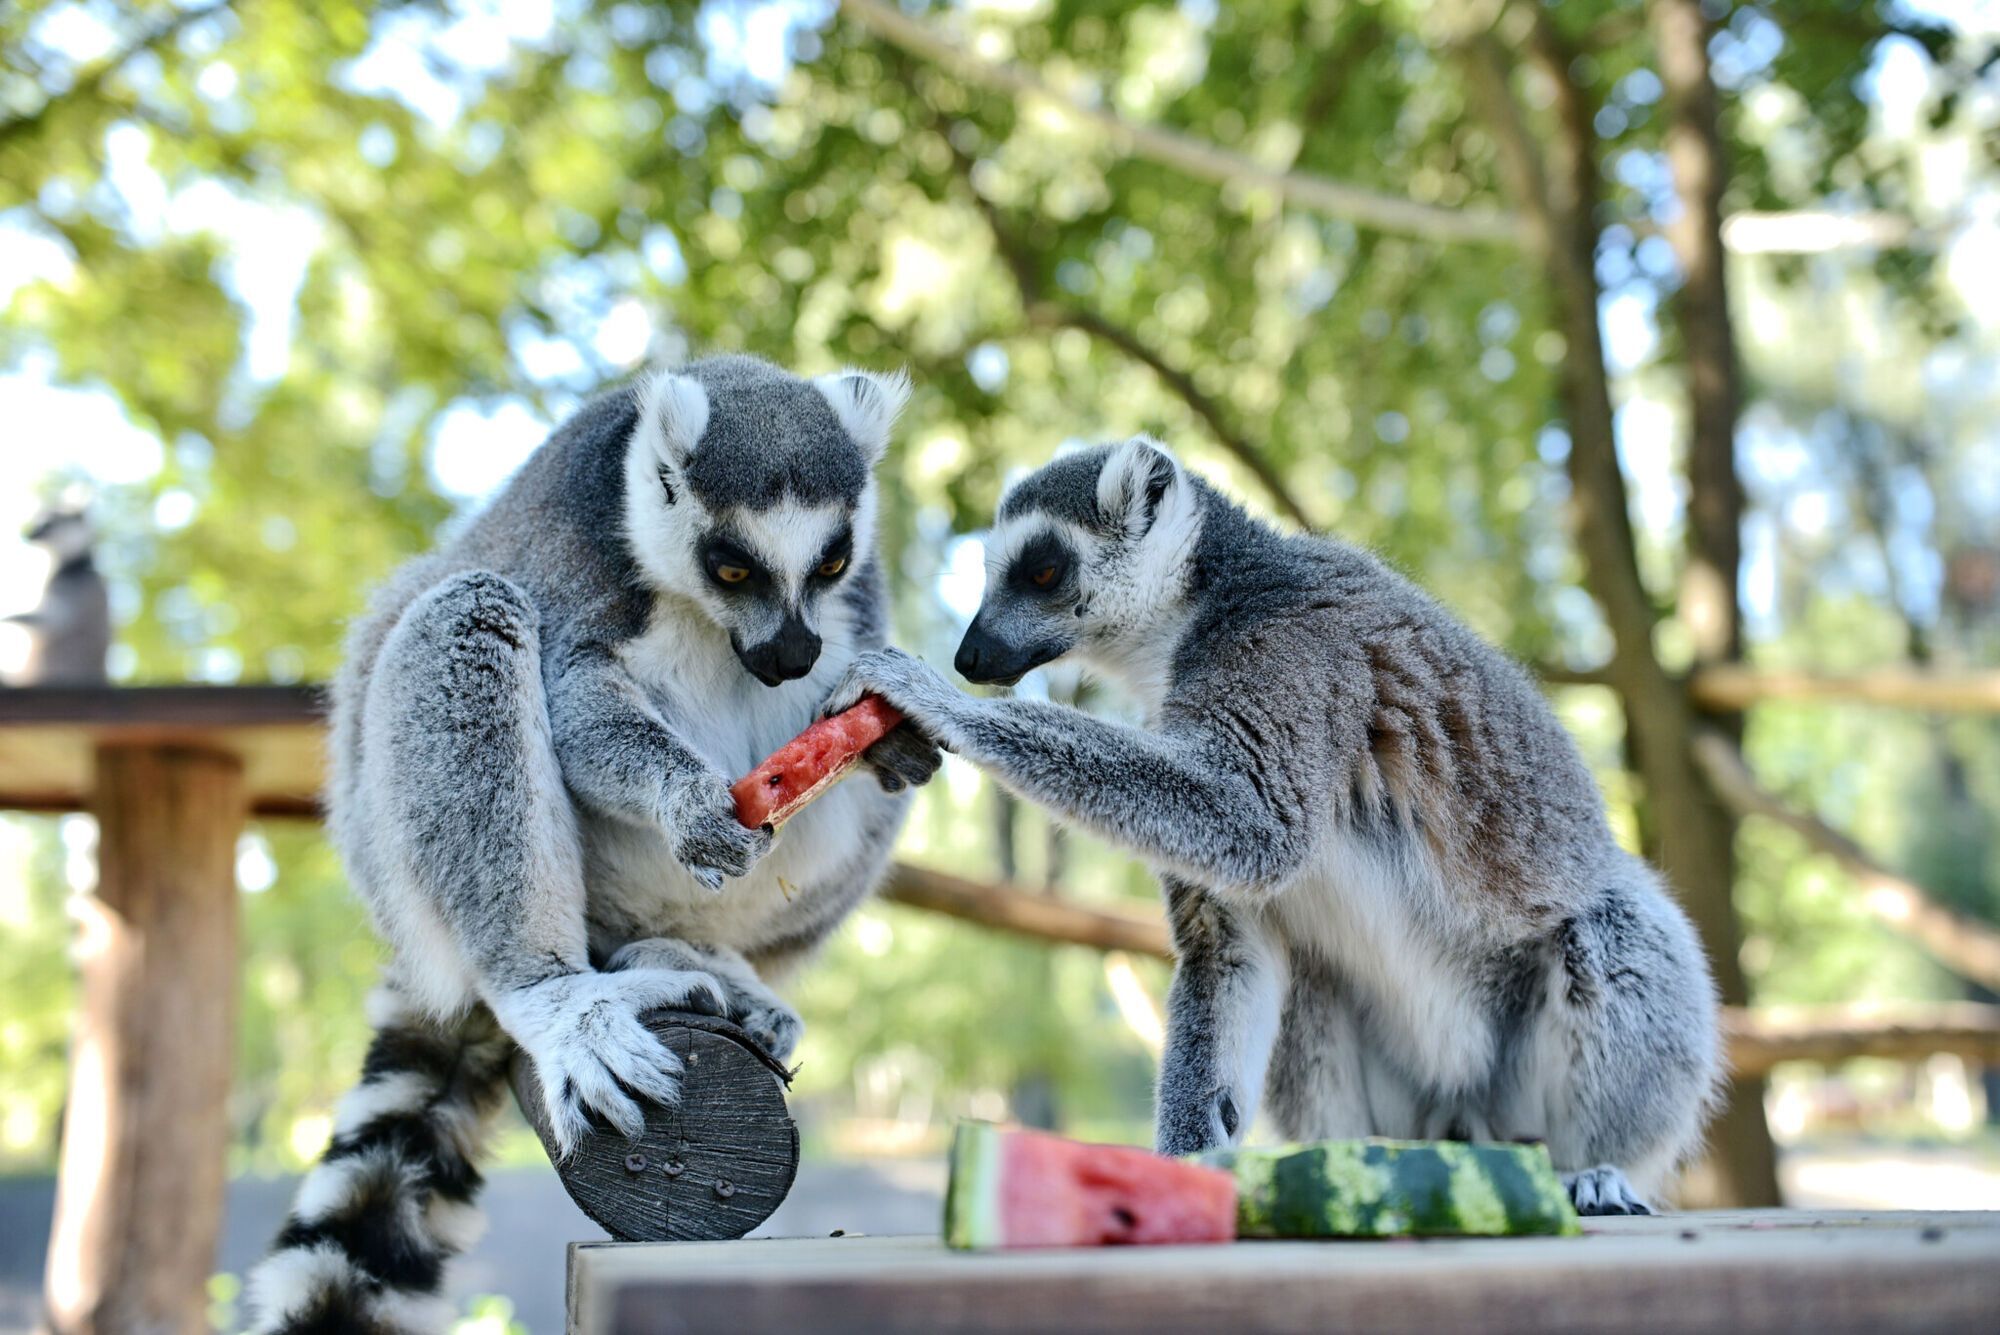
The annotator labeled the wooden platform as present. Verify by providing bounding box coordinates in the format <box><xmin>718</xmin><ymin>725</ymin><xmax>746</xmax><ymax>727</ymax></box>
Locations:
<box><xmin>567</xmin><ymin>1210</ymin><xmax>2000</xmax><ymax>1334</ymax></box>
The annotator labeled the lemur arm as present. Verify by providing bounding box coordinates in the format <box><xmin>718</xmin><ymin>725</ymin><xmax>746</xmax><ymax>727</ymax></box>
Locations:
<box><xmin>823</xmin><ymin>648</ymin><xmax>1325</xmax><ymax>888</ymax></box>
<box><xmin>545</xmin><ymin>638</ymin><xmax>768</xmax><ymax>890</ymax></box>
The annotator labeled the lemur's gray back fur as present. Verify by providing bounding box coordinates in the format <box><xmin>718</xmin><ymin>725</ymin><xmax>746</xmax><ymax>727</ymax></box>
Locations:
<box><xmin>827</xmin><ymin>437</ymin><xmax>1722</xmax><ymax>1217</ymax></box>
<box><xmin>248</xmin><ymin>356</ymin><xmax>934</xmax><ymax>1334</ymax></box>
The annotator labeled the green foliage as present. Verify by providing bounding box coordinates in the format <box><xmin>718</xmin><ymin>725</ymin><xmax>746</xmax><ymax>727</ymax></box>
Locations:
<box><xmin>0</xmin><ymin>0</ymin><xmax>1993</xmax><ymax>1170</ymax></box>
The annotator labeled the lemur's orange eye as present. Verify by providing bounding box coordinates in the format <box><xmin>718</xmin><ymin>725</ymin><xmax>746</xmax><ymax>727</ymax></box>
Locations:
<box><xmin>716</xmin><ymin>565</ymin><xmax>751</xmax><ymax>584</ymax></box>
<box><xmin>818</xmin><ymin>556</ymin><xmax>847</xmax><ymax>578</ymax></box>
<box><xmin>1032</xmin><ymin>565</ymin><xmax>1058</xmax><ymax>587</ymax></box>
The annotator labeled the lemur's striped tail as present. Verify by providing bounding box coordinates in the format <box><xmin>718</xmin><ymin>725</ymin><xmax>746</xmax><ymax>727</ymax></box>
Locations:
<box><xmin>245</xmin><ymin>987</ymin><xmax>515</xmax><ymax>1335</ymax></box>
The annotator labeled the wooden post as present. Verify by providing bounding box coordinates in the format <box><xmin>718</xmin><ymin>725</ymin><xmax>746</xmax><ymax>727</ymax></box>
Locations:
<box><xmin>43</xmin><ymin>745</ymin><xmax>245</xmax><ymax>1335</ymax></box>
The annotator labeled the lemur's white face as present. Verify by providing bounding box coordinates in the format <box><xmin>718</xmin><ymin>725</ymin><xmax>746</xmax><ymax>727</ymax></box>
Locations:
<box><xmin>623</xmin><ymin>365</ymin><xmax>905</xmax><ymax>686</ymax></box>
<box><xmin>958</xmin><ymin>437</ymin><xmax>1201</xmax><ymax>690</ymax></box>
<box><xmin>26</xmin><ymin>510</ymin><xmax>92</xmax><ymax>564</ymax></box>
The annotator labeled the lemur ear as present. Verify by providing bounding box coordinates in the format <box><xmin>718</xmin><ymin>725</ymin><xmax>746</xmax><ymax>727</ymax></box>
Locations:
<box><xmin>636</xmin><ymin>371</ymin><xmax>710</xmax><ymax>474</ymax></box>
<box><xmin>814</xmin><ymin>367</ymin><xmax>910</xmax><ymax>464</ymax></box>
<box><xmin>1096</xmin><ymin>435</ymin><xmax>1182</xmax><ymax>538</ymax></box>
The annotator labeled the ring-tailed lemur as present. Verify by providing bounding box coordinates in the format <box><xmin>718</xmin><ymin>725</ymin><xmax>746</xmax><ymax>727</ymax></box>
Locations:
<box><xmin>824</xmin><ymin>437</ymin><xmax>1722</xmax><ymax>1216</ymax></box>
<box><xmin>3</xmin><ymin>506</ymin><xmax>109</xmax><ymax>685</ymax></box>
<box><xmin>246</xmin><ymin>355</ymin><xmax>940</xmax><ymax>1334</ymax></box>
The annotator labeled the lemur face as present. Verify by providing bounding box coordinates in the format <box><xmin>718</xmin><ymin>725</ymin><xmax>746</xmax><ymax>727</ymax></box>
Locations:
<box><xmin>959</xmin><ymin>437</ymin><xmax>1198</xmax><ymax>687</ymax></box>
<box><xmin>624</xmin><ymin>356</ymin><xmax>908</xmax><ymax>686</ymax></box>
<box><xmin>25</xmin><ymin>508</ymin><xmax>93</xmax><ymax>564</ymax></box>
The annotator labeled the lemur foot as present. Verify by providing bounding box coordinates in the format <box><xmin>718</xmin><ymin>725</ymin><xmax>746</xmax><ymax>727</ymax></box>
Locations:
<box><xmin>661</xmin><ymin>776</ymin><xmax>771</xmax><ymax>892</ymax></box>
<box><xmin>1562</xmin><ymin>1164</ymin><xmax>1654</xmax><ymax>1216</ymax></box>
<box><xmin>493</xmin><ymin>968</ymin><xmax>727</xmax><ymax>1155</ymax></box>
<box><xmin>607</xmin><ymin>938</ymin><xmax>803</xmax><ymax>1062</ymax></box>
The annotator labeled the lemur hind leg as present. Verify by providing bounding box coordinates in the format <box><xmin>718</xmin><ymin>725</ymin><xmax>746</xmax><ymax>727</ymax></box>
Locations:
<box><xmin>1503</xmin><ymin>871</ymin><xmax>1723</xmax><ymax>1215</ymax></box>
<box><xmin>1262</xmin><ymin>955</ymin><xmax>1378</xmax><ymax>1142</ymax></box>
<box><xmin>606</xmin><ymin>937</ymin><xmax>804</xmax><ymax>1062</ymax></box>
<box><xmin>1155</xmin><ymin>879</ymin><xmax>1287</xmax><ymax>1156</ymax></box>
<box><xmin>361</xmin><ymin>570</ymin><xmax>726</xmax><ymax>1153</ymax></box>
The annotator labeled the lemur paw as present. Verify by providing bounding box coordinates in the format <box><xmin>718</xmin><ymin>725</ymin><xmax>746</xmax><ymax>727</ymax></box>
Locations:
<box><xmin>606</xmin><ymin>938</ymin><xmax>803</xmax><ymax>1061</ymax></box>
<box><xmin>861</xmin><ymin>722</ymin><xmax>944</xmax><ymax>794</ymax></box>
<box><xmin>820</xmin><ymin>647</ymin><xmax>959</xmax><ymax>733</ymax></box>
<box><xmin>1562</xmin><ymin>1164</ymin><xmax>1654</xmax><ymax>1216</ymax></box>
<box><xmin>494</xmin><ymin>968</ymin><xmax>727</xmax><ymax>1156</ymax></box>
<box><xmin>1155</xmin><ymin>1087</ymin><xmax>1242</xmax><ymax>1157</ymax></box>
<box><xmin>662</xmin><ymin>776</ymin><xmax>770</xmax><ymax>891</ymax></box>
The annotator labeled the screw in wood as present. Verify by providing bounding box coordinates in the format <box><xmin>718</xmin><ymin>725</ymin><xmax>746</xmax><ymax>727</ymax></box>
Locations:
<box><xmin>714</xmin><ymin>1178</ymin><xmax>736</xmax><ymax>1199</ymax></box>
<box><xmin>662</xmin><ymin>1157</ymin><xmax>685</xmax><ymax>1177</ymax></box>
<box><xmin>623</xmin><ymin>1153</ymin><xmax>648</xmax><ymax>1174</ymax></box>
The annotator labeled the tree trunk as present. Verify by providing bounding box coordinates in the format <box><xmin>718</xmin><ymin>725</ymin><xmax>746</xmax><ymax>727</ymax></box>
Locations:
<box><xmin>1648</xmin><ymin>0</ymin><xmax>1778</xmax><ymax>1207</ymax></box>
<box><xmin>43</xmin><ymin>745</ymin><xmax>245</xmax><ymax>1335</ymax></box>
<box><xmin>1465</xmin><ymin>5</ymin><xmax>1777</xmax><ymax>1204</ymax></box>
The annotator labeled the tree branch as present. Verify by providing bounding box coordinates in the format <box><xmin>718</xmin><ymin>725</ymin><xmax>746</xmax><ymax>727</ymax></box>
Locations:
<box><xmin>1691</xmin><ymin>733</ymin><xmax>2000</xmax><ymax>992</ymax></box>
<box><xmin>841</xmin><ymin>0</ymin><xmax>1521</xmax><ymax>245</ymax></box>
<box><xmin>881</xmin><ymin>863</ymin><xmax>1171</xmax><ymax>959</ymax></box>
<box><xmin>0</xmin><ymin>0</ymin><xmax>237</xmax><ymax>150</ymax></box>
<box><xmin>939</xmin><ymin>124</ymin><xmax>1318</xmax><ymax>529</ymax></box>
<box><xmin>845</xmin><ymin>0</ymin><xmax>1926</xmax><ymax>257</ymax></box>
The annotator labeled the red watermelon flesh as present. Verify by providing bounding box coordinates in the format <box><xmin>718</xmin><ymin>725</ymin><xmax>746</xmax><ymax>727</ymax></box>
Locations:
<box><xmin>731</xmin><ymin>696</ymin><xmax>904</xmax><ymax>830</ymax></box>
<box><xmin>945</xmin><ymin>1122</ymin><xmax>1237</xmax><ymax>1249</ymax></box>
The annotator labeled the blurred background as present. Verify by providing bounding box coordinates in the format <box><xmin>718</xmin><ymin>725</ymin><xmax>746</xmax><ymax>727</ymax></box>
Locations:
<box><xmin>2</xmin><ymin>0</ymin><xmax>1997</xmax><ymax>1330</ymax></box>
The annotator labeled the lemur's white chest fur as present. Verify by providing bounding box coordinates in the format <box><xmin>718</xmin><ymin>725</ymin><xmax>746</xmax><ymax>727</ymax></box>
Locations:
<box><xmin>585</xmin><ymin>592</ymin><xmax>884</xmax><ymax>950</ymax></box>
<box><xmin>1264</xmin><ymin>831</ymin><xmax>1496</xmax><ymax>1096</ymax></box>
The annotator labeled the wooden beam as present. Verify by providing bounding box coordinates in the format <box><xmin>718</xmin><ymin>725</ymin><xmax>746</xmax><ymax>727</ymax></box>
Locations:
<box><xmin>1724</xmin><ymin>1002</ymin><xmax>2000</xmax><ymax>1078</ymax></box>
<box><xmin>1688</xmin><ymin>665</ymin><xmax>2000</xmax><ymax>714</ymax></box>
<box><xmin>1537</xmin><ymin>665</ymin><xmax>2000</xmax><ymax>714</ymax></box>
<box><xmin>0</xmin><ymin>685</ymin><xmax>324</xmax><ymax>816</ymax></box>
<box><xmin>570</xmin><ymin>1216</ymin><xmax>2000</xmax><ymax>1335</ymax></box>
<box><xmin>43</xmin><ymin>744</ymin><xmax>245</xmax><ymax>1335</ymax></box>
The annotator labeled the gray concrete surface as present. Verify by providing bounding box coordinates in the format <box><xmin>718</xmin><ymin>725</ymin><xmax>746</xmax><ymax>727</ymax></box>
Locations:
<box><xmin>0</xmin><ymin>1157</ymin><xmax>948</xmax><ymax>1334</ymax></box>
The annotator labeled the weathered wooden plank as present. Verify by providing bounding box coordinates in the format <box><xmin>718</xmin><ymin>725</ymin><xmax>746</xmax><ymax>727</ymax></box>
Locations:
<box><xmin>514</xmin><ymin>1012</ymin><xmax>799</xmax><ymax>1243</ymax></box>
<box><xmin>0</xmin><ymin>685</ymin><xmax>323</xmax><ymax>815</ymax></box>
<box><xmin>42</xmin><ymin>745</ymin><xmax>246</xmax><ymax>1335</ymax></box>
<box><xmin>569</xmin><ymin>1212</ymin><xmax>2000</xmax><ymax>1335</ymax></box>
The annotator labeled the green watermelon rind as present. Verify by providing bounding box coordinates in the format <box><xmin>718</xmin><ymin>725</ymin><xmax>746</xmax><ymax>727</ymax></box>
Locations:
<box><xmin>1196</xmin><ymin>1138</ymin><xmax>1581</xmax><ymax>1238</ymax></box>
<box><xmin>943</xmin><ymin>1120</ymin><xmax>1004</xmax><ymax>1250</ymax></box>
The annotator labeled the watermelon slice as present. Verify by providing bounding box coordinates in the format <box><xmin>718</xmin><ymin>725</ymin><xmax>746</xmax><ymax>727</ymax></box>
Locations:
<box><xmin>1198</xmin><ymin>1138</ymin><xmax>1580</xmax><ymax>1238</ymax></box>
<box><xmin>731</xmin><ymin>695</ymin><xmax>904</xmax><ymax>830</ymax></box>
<box><xmin>943</xmin><ymin>1122</ymin><xmax>1237</xmax><ymax>1250</ymax></box>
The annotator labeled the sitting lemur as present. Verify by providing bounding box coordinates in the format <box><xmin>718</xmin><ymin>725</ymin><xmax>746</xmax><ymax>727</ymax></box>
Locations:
<box><xmin>247</xmin><ymin>356</ymin><xmax>938</xmax><ymax>1334</ymax></box>
<box><xmin>827</xmin><ymin>436</ymin><xmax>1722</xmax><ymax>1217</ymax></box>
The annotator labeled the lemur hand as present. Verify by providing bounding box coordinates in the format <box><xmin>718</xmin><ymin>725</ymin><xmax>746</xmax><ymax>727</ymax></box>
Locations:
<box><xmin>860</xmin><ymin>723</ymin><xmax>944</xmax><ymax>794</ymax></box>
<box><xmin>661</xmin><ymin>771</ymin><xmax>770</xmax><ymax>892</ymax></box>
<box><xmin>821</xmin><ymin>648</ymin><xmax>973</xmax><ymax>752</ymax></box>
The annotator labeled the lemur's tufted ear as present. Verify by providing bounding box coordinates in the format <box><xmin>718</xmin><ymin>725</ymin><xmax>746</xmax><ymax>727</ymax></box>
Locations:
<box><xmin>814</xmin><ymin>367</ymin><xmax>910</xmax><ymax>463</ymax></box>
<box><xmin>1096</xmin><ymin>435</ymin><xmax>1182</xmax><ymax>539</ymax></box>
<box><xmin>636</xmin><ymin>371</ymin><xmax>710</xmax><ymax>474</ymax></box>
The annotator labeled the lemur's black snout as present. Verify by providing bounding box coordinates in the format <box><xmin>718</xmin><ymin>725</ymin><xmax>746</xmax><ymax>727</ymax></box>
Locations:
<box><xmin>955</xmin><ymin>616</ymin><xmax>1052</xmax><ymax>687</ymax></box>
<box><xmin>740</xmin><ymin>614</ymin><xmax>821</xmax><ymax>686</ymax></box>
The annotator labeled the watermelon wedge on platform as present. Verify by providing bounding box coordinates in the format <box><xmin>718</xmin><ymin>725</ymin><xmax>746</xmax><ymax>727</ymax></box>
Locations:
<box><xmin>1198</xmin><ymin>1138</ymin><xmax>1580</xmax><ymax>1239</ymax></box>
<box><xmin>731</xmin><ymin>696</ymin><xmax>904</xmax><ymax>829</ymax></box>
<box><xmin>942</xmin><ymin>1122</ymin><xmax>1580</xmax><ymax>1249</ymax></box>
<box><xmin>944</xmin><ymin>1122</ymin><xmax>1237</xmax><ymax>1249</ymax></box>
